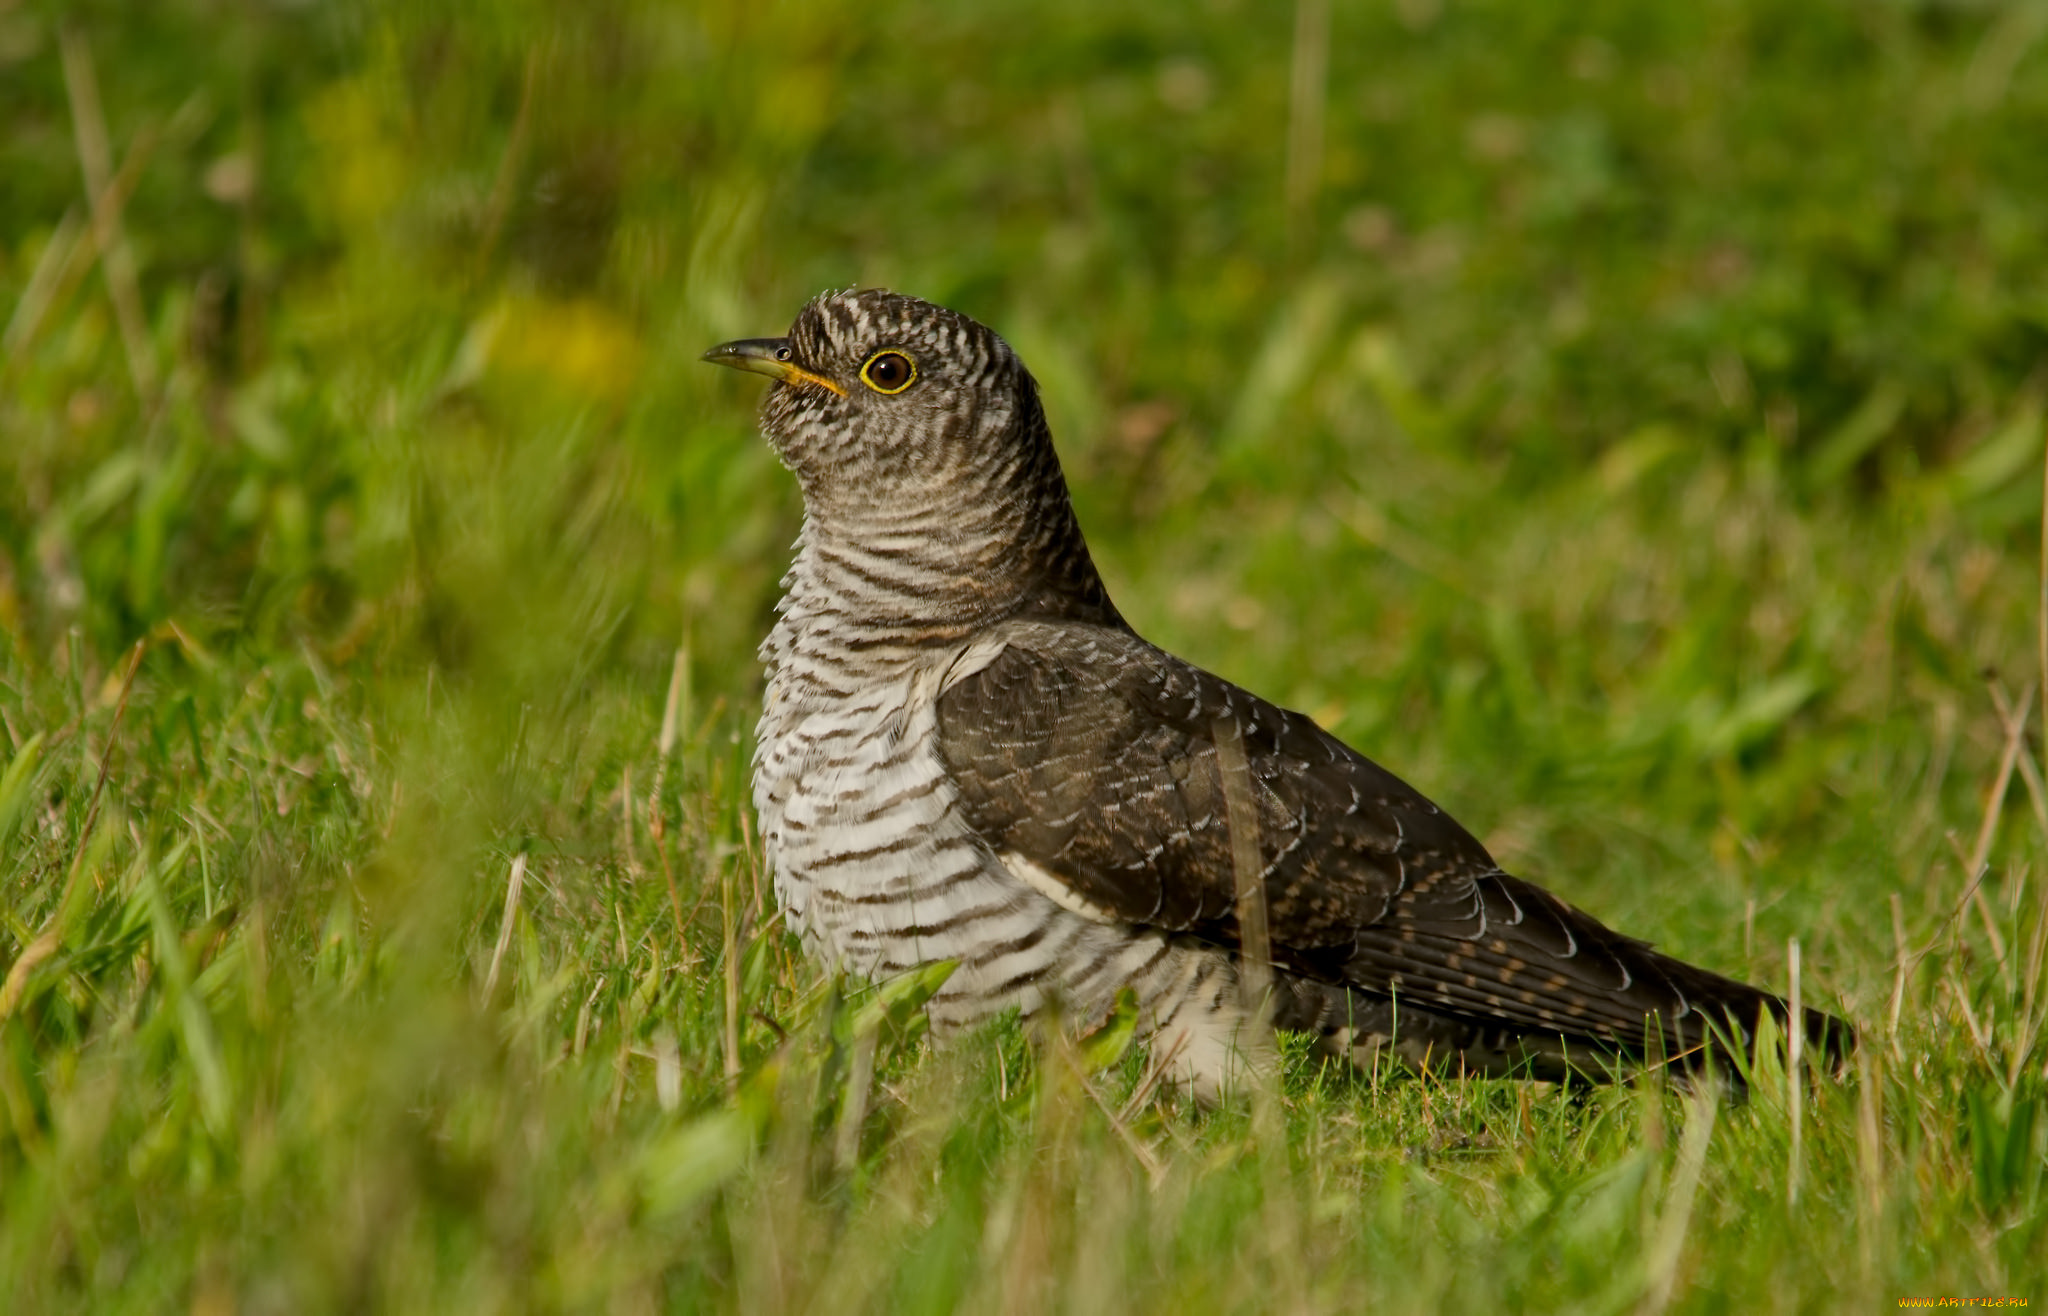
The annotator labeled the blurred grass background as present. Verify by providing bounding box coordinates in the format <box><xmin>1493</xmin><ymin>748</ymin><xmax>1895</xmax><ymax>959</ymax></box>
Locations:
<box><xmin>3</xmin><ymin>0</ymin><xmax>2047</xmax><ymax>1310</ymax></box>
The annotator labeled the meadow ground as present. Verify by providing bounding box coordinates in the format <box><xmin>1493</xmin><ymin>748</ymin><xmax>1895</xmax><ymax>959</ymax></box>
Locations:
<box><xmin>2</xmin><ymin>2</ymin><xmax>2046</xmax><ymax>1311</ymax></box>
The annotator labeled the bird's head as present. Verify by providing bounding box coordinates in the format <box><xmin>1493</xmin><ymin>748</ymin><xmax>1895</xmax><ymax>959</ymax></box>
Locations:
<box><xmin>703</xmin><ymin>289</ymin><xmax>1043</xmax><ymax>521</ymax></box>
<box><xmin>704</xmin><ymin>289</ymin><xmax>1118</xmax><ymax>627</ymax></box>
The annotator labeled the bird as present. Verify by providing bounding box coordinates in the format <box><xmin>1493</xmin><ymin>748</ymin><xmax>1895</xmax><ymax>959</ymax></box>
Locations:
<box><xmin>703</xmin><ymin>288</ymin><xmax>1853</xmax><ymax>1102</ymax></box>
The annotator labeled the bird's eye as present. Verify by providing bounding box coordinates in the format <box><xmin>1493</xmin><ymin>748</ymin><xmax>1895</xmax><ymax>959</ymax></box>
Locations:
<box><xmin>774</xmin><ymin>345</ymin><xmax>793</xmax><ymax>362</ymax></box>
<box><xmin>859</xmin><ymin>350</ymin><xmax>917</xmax><ymax>395</ymax></box>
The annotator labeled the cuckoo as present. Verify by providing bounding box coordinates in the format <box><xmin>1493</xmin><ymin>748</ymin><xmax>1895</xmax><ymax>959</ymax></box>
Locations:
<box><xmin>704</xmin><ymin>289</ymin><xmax>1852</xmax><ymax>1101</ymax></box>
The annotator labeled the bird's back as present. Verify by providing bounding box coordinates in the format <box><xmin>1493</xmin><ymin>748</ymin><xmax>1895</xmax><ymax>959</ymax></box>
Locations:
<box><xmin>936</xmin><ymin>617</ymin><xmax>1853</xmax><ymax>1080</ymax></box>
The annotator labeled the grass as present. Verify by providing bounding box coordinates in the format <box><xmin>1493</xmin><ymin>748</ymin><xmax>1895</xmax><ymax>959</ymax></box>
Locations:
<box><xmin>3</xmin><ymin>0</ymin><xmax>2046</xmax><ymax>1310</ymax></box>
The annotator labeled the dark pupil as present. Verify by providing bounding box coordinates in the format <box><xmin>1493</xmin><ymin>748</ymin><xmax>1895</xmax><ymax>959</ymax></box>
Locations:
<box><xmin>872</xmin><ymin>355</ymin><xmax>905</xmax><ymax>385</ymax></box>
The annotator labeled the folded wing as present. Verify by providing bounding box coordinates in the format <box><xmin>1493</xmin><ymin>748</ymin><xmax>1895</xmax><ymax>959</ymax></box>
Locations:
<box><xmin>935</xmin><ymin>619</ymin><xmax>1850</xmax><ymax>1070</ymax></box>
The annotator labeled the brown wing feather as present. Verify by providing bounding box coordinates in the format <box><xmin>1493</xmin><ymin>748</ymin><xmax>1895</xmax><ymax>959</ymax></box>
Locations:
<box><xmin>936</xmin><ymin>618</ymin><xmax>1851</xmax><ymax>1069</ymax></box>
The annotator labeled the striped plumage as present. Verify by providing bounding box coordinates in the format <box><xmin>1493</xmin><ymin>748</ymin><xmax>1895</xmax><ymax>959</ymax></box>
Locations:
<box><xmin>708</xmin><ymin>289</ymin><xmax>1851</xmax><ymax>1101</ymax></box>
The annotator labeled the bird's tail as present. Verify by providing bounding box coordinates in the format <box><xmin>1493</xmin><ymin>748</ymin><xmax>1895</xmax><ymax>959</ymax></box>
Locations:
<box><xmin>1276</xmin><ymin>951</ymin><xmax>1855</xmax><ymax>1086</ymax></box>
<box><xmin>1647</xmin><ymin>950</ymin><xmax>1856</xmax><ymax>1078</ymax></box>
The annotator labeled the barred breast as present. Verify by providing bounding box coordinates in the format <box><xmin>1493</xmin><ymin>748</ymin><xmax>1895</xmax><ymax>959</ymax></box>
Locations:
<box><xmin>753</xmin><ymin>624</ymin><xmax>1267</xmax><ymax>1100</ymax></box>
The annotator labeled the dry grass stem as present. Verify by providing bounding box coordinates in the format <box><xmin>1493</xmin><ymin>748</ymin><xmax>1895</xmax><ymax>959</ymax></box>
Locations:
<box><xmin>1212</xmin><ymin>717</ymin><xmax>1271</xmax><ymax>1020</ymax></box>
<box><xmin>1788</xmin><ymin>936</ymin><xmax>1803</xmax><ymax>1207</ymax></box>
<box><xmin>59</xmin><ymin>26</ymin><xmax>157</xmax><ymax>401</ymax></box>
<box><xmin>483</xmin><ymin>851</ymin><xmax>528</xmax><ymax>1002</ymax></box>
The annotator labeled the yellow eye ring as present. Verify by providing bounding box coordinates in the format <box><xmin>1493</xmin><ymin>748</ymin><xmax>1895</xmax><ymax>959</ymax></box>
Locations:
<box><xmin>859</xmin><ymin>350</ymin><xmax>917</xmax><ymax>395</ymax></box>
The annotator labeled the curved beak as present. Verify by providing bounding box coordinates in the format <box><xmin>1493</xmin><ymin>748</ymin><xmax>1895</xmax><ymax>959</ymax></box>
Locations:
<box><xmin>700</xmin><ymin>338</ymin><xmax>846</xmax><ymax>396</ymax></box>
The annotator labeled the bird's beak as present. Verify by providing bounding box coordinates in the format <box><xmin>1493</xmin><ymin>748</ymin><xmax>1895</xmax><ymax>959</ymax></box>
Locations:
<box><xmin>700</xmin><ymin>338</ymin><xmax>847</xmax><ymax>396</ymax></box>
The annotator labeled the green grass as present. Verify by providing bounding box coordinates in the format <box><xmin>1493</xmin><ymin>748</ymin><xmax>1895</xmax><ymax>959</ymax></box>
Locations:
<box><xmin>3</xmin><ymin>0</ymin><xmax>2047</xmax><ymax>1310</ymax></box>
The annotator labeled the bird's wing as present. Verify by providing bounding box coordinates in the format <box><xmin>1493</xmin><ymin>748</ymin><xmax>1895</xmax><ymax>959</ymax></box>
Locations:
<box><xmin>935</xmin><ymin>618</ymin><xmax>1784</xmax><ymax>1056</ymax></box>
